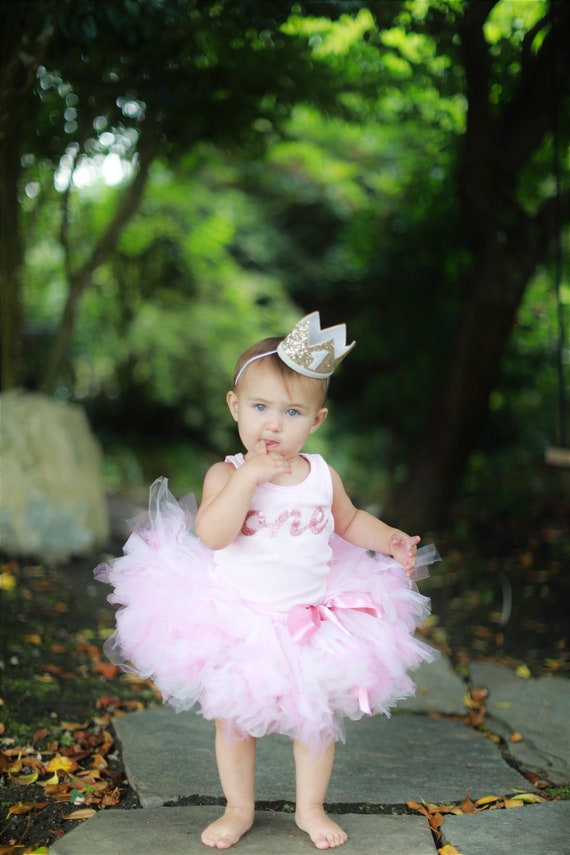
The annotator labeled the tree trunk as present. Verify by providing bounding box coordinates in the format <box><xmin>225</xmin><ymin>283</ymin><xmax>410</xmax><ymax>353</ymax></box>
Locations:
<box><xmin>385</xmin><ymin>0</ymin><xmax>570</xmax><ymax>529</ymax></box>
<box><xmin>0</xmin><ymin>6</ymin><xmax>37</xmax><ymax>391</ymax></box>
<box><xmin>0</xmin><ymin>129</ymin><xmax>24</xmax><ymax>391</ymax></box>
<box><xmin>386</xmin><ymin>219</ymin><xmax>555</xmax><ymax>529</ymax></box>
<box><xmin>0</xmin><ymin>3</ymin><xmax>61</xmax><ymax>391</ymax></box>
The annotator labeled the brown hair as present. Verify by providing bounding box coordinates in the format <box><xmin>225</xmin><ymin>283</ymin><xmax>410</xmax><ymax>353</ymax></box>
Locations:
<box><xmin>233</xmin><ymin>336</ymin><xmax>328</xmax><ymax>407</ymax></box>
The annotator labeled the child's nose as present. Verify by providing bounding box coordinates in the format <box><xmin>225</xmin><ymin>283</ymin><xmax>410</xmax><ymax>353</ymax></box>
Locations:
<box><xmin>265</xmin><ymin>412</ymin><xmax>282</xmax><ymax>431</ymax></box>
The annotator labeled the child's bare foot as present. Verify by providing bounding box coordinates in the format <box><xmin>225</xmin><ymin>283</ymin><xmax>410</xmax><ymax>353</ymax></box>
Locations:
<box><xmin>295</xmin><ymin>806</ymin><xmax>348</xmax><ymax>849</ymax></box>
<box><xmin>201</xmin><ymin>806</ymin><xmax>254</xmax><ymax>849</ymax></box>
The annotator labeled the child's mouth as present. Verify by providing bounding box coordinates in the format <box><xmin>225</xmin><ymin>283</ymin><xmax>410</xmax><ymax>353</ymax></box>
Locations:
<box><xmin>265</xmin><ymin>441</ymin><xmax>280</xmax><ymax>451</ymax></box>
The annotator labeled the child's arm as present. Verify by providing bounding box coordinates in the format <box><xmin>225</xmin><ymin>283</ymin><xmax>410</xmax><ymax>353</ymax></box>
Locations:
<box><xmin>195</xmin><ymin>442</ymin><xmax>291</xmax><ymax>549</ymax></box>
<box><xmin>329</xmin><ymin>466</ymin><xmax>420</xmax><ymax>575</ymax></box>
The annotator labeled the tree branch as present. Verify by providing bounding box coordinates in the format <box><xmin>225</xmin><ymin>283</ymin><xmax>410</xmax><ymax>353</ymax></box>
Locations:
<box><xmin>456</xmin><ymin>0</ymin><xmax>498</xmax><ymax>246</ymax></box>
<box><xmin>457</xmin><ymin>0</ymin><xmax>570</xmax><ymax>249</ymax></box>
<box><xmin>59</xmin><ymin>145</ymin><xmax>80</xmax><ymax>282</ymax></box>
<box><xmin>40</xmin><ymin>126</ymin><xmax>159</xmax><ymax>393</ymax></box>
<box><xmin>70</xmin><ymin>133</ymin><xmax>157</xmax><ymax>294</ymax></box>
<box><xmin>496</xmin><ymin>3</ymin><xmax>570</xmax><ymax>177</ymax></box>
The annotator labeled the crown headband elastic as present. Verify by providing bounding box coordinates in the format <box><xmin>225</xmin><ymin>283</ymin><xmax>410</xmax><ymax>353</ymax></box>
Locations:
<box><xmin>234</xmin><ymin>349</ymin><xmax>278</xmax><ymax>385</ymax></box>
<box><xmin>233</xmin><ymin>312</ymin><xmax>355</xmax><ymax>385</ymax></box>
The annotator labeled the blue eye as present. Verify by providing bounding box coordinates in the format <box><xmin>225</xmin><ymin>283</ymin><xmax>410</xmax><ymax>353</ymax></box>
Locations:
<box><xmin>286</xmin><ymin>408</ymin><xmax>300</xmax><ymax>417</ymax></box>
<box><xmin>254</xmin><ymin>403</ymin><xmax>266</xmax><ymax>412</ymax></box>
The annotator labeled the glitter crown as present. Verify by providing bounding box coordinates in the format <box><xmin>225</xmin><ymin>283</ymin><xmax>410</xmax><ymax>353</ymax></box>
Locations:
<box><xmin>277</xmin><ymin>311</ymin><xmax>355</xmax><ymax>379</ymax></box>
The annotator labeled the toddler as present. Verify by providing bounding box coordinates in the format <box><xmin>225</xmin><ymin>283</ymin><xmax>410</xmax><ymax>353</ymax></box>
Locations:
<box><xmin>96</xmin><ymin>311</ymin><xmax>439</xmax><ymax>850</ymax></box>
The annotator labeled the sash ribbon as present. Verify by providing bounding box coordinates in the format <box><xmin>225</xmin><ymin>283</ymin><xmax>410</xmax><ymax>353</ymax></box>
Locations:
<box><xmin>286</xmin><ymin>592</ymin><xmax>381</xmax><ymax>645</ymax></box>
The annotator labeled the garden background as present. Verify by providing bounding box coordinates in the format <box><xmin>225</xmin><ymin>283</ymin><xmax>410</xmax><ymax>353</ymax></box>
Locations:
<box><xmin>0</xmin><ymin>1</ymin><xmax>569</xmax><ymax>848</ymax></box>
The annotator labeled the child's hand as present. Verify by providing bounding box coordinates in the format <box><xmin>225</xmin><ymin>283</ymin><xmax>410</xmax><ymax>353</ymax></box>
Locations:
<box><xmin>244</xmin><ymin>440</ymin><xmax>292</xmax><ymax>484</ymax></box>
<box><xmin>390</xmin><ymin>533</ymin><xmax>421</xmax><ymax>576</ymax></box>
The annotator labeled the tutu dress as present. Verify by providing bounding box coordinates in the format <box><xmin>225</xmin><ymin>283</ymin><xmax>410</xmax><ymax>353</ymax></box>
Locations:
<box><xmin>96</xmin><ymin>453</ymin><xmax>439</xmax><ymax>752</ymax></box>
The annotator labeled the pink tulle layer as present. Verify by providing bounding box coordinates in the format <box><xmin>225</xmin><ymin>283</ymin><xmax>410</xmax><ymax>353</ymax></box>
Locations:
<box><xmin>95</xmin><ymin>478</ymin><xmax>439</xmax><ymax>751</ymax></box>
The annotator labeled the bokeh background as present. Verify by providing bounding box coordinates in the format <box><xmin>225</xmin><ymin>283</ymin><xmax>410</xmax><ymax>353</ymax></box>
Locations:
<box><xmin>1</xmin><ymin>0</ymin><xmax>569</xmax><ymax>671</ymax></box>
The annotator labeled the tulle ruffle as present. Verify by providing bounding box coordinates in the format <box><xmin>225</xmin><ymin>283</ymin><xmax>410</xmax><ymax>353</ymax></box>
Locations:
<box><xmin>95</xmin><ymin>478</ymin><xmax>439</xmax><ymax>751</ymax></box>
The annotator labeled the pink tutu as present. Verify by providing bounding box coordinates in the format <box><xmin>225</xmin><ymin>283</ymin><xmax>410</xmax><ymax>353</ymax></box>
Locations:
<box><xmin>95</xmin><ymin>478</ymin><xmax>439</xmax><ymax>751</ymax></box>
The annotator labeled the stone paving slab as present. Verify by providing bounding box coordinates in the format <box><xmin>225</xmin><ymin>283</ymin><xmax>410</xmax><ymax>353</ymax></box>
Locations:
<box><xmin>114</xmin><ymin>706</ymin><xmax>530</xmax><ymax>809</ymax></box>
<box><xmin>442</xmin><ymin>800</ymin><xmax>570</xmax><ymax>855</ymax></box>
<box><xmin>49</xmin><ymin>805</ymin><xmax>438</xmax><ymax>855</ymax></box>
<box><xmin>397</xmin><ymin>656</ymin><xmax>466</xmax><ymax>714</ymax></box>
<box><xmin>469</xmin><ymin>662</ymin><xmax>570</xmax><ymax>784</ymax></box>
<box><xmin>48</xmin><ymin>656</ymin><xmax>570</xmax><ymax>854</ymax></box>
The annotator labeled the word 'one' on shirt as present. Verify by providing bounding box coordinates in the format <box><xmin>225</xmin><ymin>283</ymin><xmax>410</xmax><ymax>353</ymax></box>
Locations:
<box><xmin>212</xmin><ymin>454</ymin><xmax>335</xmax><ymax>612</ymax></box>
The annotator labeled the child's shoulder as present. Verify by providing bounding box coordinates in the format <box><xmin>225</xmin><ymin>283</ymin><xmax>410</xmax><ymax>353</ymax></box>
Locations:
<box><xmin>204</xmin><ymin>459</ymin><xmax>236</xmax><ymax>481</ymax></box>
<box><xmin>304</xmin><ymin>454</ymin><xmax>344</xmax><ymax>494</ymax></box>
<box><xmin>199</xmin><ymin>459</ymin><xmax>236</xmax><ymax>502</ymax></box>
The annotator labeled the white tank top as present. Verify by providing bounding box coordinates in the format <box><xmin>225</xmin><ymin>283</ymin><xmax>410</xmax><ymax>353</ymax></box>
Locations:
<box><xmin>212</xmin><ymin>453</ymin><xmax>334</xmax><ymax>612</ymax></box>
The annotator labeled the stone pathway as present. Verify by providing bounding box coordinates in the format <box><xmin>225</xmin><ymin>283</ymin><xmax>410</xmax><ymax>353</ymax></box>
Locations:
<box><xmin>51</xmin><ymin>657</ymin><xmax>570</xmax><ymax>854</ymax></box>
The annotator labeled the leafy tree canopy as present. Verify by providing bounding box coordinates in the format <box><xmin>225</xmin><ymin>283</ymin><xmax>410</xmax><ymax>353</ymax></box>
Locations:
<box><xmin>2</xmin><ymin>0</ymin><xmax>568</xmax><ymax>526</ymax></box>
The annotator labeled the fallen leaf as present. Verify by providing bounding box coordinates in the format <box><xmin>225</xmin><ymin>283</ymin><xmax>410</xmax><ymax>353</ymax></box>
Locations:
<box><xmin>510</xmin><ymin>792</ymin><xmax>547</xmax><ymax>804</ymax></box>
<box><xmin>64</xmin><ymin>807</ymin><xmax>97</xmax><ymax>820</ymax></box>
<box><xmin>406</xmin><ymin>800</ymin><xmax>445</xmax><ymax>840</ymax></box>
<box><xmin>515</xmin><ymin>664</ymin><xmax>532</xmax><ymax>679</ymax></box>
<box><xmin>96</xmin><ymin>695</ymin><xmax>120</xmax><ymax>711</ymax></box>
<box><xmin>0</xmin><ymin>569</ymin><xmax>16</xmax><ymax>591</ymax></box>
<box><xmin>9</xmin><ymin>771</ymin><xmax>39</xmax><ymax>786</ymax></box>
<box><xmin>98</xmin><ymin>730</ymin><xmax>114</xmax><ymax>756</ymax></box>
<box><xmin>44</xmin><ymin>663</ymin><xmax>77</xmax><ymax>680</ymax></box>
<box><xmin>511</xmin><ymin>731</ymin><xmax>524</xmax><ymax>743</ymax></box>
<box><xmin>90</xmin><ymin>753</ymin><xmax>108</xmax><ymax>770</ymax></box>
<box><xmin>7</xmin><ymin>801</ymin><xmax>47</xmax><ymax>817</ymax></box>
<box><xmin>475</xmin><ymin>795</ymin><xmax>500</xmax><ymax>807</ymax></box>
<box><xmin>431</xmin><ymin>812</ymin><xmax>444</xmax><ymax>833</ymax></box>
<box><xmin>95</xmin><ymin>661</ymin><xmax>120</xmax><ymax>679</ymax></box>
<box><xmin>66</xmin><ymin>773</ymin><xmax>91</xmax><ymax>791</ymax></box>
<box><xmin>46</xmin><ymin>755</ymin><xmax>78</xmax><ymax>773</ymax></box>
<box><xmin>406</xmin><ymin>800</ymin><xmax>428</xmax><ymax>815</ymax></box>
<box><xmin>101</xmin><ymin>787</ymin><xmax>121</xmax><ymax>806</ymax></box>
<box><xmin>503</xmin><ymin>798</ymin><xmax>526</xmax><ymax>808</ymax></box>
<box><xmin>45</xmin><ymin>784</ymin><xmax>74</xmax><ymax>802</ymax></box>
<box><xmin>524</xmin><ymin>770</ymin><xmax>553</xmax><ymax>788</ymax></box>
<box><xmin>460</xmin><ymin>793</ymin><xmax>478</xmax><ymax>814</ymax></box>
<box><xmin>462</xmin><ymin>687</ymin><xmax>488</xmax><ymax>726</ymax></box>
<box><xmin>37</xmin><ymin>770</ymin><xmax>60</xmax><ymax>787</ymax></box>
<box><xmin>420</xmin><ymin>799</ymin><xmax>443</xmax><ymax>815</ymax></box>
<box><xmin>2</xmin><ymin>756</ymin><xmax>22</xmax><ymax>775</ymax></box>
<box><xmin>77</xmin><ymin>642</ymin><xmax>102</xmax><ymax>662</ymax></box>
<box><xmin>34</xmin><ymin>727</ymin><xmax>50</xmax><ymax>741</ymax></box>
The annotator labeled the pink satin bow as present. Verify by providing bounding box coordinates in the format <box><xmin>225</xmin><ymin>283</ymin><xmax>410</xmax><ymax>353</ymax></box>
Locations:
<box><xmin>286</xmin><ymin>592</ymin><xmax>382</xmax><ymax>645</ymax></box>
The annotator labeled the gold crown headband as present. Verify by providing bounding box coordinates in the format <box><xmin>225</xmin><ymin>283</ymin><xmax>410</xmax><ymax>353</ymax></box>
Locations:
<box><xmin>234</xmin><ymin>312</ymin><xmax>355</xmax><ymax>385</ymax></box>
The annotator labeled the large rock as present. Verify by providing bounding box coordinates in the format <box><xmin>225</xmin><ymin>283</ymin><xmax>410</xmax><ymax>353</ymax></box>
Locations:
<box><xmin>0</xmin><ymin>390</ymin><xmax>109</xmax><ymax>561</ymax></box>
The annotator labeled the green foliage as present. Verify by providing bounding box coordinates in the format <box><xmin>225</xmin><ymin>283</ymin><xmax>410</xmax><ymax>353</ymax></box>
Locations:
<box><xmin>17</xmin><ymin>0</ymin><xmax>325</xmax><ymax>162</ymax></box>
<box><xmin>14</xmin><ymin>0</ymin><xmax>569</xmax><ymax>528</ymax></box>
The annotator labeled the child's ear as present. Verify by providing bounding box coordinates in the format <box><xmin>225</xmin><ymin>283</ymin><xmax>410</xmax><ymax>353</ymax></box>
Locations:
<box><xmin>226</xmin><ymin>390</ymin><xmax>239</xmax><ymax>422</ymax></box>
<box><xmin>309</xmin><ymin>408</ymin><xmax>328</xmax><ymax>434</ymax></box>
